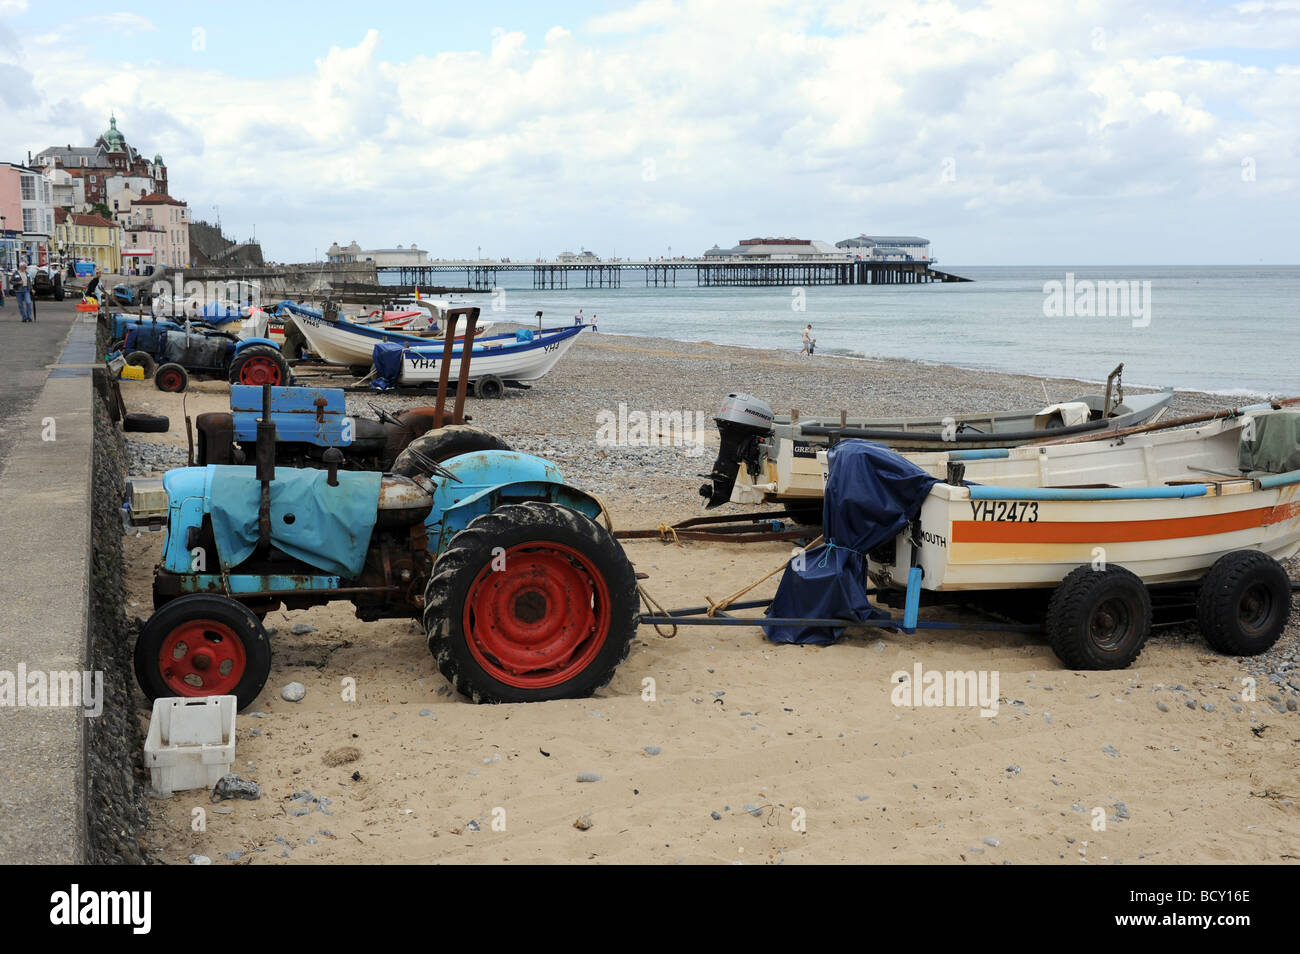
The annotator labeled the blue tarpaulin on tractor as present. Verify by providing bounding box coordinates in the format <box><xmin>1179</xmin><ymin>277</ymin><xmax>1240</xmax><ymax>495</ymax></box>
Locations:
<box><xmin>208</xmin><ymin>466</ymin><xmax>382</xmax><ymax>577</ymax></box>
<box><xmin>763</xmin><ymin>440</ymin><xmax>938</xmax><ymax>645</ymax></box>
<box><xmin>370</xmin><ymin>342</ymin><xmax>405</xmax><ymax>391</ymax></box>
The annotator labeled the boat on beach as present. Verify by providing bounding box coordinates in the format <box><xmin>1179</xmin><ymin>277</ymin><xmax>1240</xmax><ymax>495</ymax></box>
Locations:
<box><xmin>388</xmin><ymin>324</ymin><xmax>585</xmax><ymax>387</ymax></box>
<box><xmin>277</xmin><ymin>302</ymin><xmax>504</xmax><ymax>366</ymax></box>
<box><xmin>700</xmin><ymin>366</ymin><xmax>1175</xmax><ymax>509</ymax></box>
<box><xmin>864</xmin><ymin>406</ymin><xmax>1300</xmax><ymax>593</ymax></box>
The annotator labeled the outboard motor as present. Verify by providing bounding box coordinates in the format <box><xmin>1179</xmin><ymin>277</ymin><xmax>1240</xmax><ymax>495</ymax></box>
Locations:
<box><xmin>698</xmin><ymin>393</ymin><xmax>774</xmax><ymax>508</ymax></box>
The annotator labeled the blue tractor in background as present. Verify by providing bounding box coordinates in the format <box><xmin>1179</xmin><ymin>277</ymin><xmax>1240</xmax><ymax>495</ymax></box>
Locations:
<box><xmin>123</xmin><ymin>308</ymin><xmax>637</xmax><ymax>708</ymax></box>
<box><xmin>111</xmin><ymin>313</ymin><xmax>290</xmax><ymax>393</ymax></box>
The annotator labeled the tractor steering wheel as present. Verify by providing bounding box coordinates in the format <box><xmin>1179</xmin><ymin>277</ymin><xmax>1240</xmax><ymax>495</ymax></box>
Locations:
<box><xmin>403</xmin><ymin>447</ymin><xmax>463</xmax><ymax>497</ymax></box>
<box><xmin>367</xmin><ymin>401</ymin><xmax>405</xmax><ymax>428</ymax></box>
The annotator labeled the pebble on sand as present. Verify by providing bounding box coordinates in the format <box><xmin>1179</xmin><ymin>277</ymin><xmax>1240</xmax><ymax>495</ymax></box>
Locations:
<box><xmin>281</xmin><ymin>682</ymin><xmax>307</xmax><ymax>702</ymax></box>
<box><xmin>210</xmin><ymin>774</ymin><xmax>261</xmax><ymax>803</ymax></box>
<box><xmin>573</xmin><ymin>814</ymin><xmax>594</xmax><ymax>830</ymax></box>
<box><xmin>576</xmin><ymin>771</ymin><xmax>602</xmax><ymax>783</ymax></box>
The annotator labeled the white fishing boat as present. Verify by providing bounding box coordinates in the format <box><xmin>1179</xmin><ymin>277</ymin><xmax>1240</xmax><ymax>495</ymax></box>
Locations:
<box><xmin>392</xmin><ymin>324</ymin><xmax>585</xmax><ymax>387</ymax></box>
<box><xmin>701</xmin><ymin>369</ymin><xmax>1175</xmax><ymax>509</ymax></box>
<box><xmin>865</xmin><ymin>407</ymin><xmax>1300</xmax><ymax>589</ymax></box>
<box><xmin>283</xmin><ymin>303</ymin><xmax>500</xmax><ymax>366</ymax></box>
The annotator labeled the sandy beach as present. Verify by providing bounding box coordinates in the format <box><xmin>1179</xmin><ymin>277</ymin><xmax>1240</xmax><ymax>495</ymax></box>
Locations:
<box><xmin>121</xmin><ymin>332</ymin><xmax>1300</xmax><ymax>864</ymax></box>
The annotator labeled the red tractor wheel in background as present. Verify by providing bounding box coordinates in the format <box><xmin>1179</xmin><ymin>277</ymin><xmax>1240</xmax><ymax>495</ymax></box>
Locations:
<box><xmin>155</xmin><ymin>363</ymin><xmax>189</xmax><ymax>393</ymax></box>
<box><xmin>228</xmin><ymin>344</ymin><xmax>290</xmax><ymax>387</ymax></box>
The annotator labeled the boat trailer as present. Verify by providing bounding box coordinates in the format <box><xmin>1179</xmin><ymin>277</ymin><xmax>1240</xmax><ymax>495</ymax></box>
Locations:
<box><xmin>637</xmin><ymin>567</ymin><xmax>1044</xmax><ymax>637</ymax></box>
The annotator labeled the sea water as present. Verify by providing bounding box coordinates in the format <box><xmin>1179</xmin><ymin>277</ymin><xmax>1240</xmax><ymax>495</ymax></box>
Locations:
<box><xmin>385</xmin><ymin>265</ymin><xmax>1299</xmax><ymax>395</ymax></box>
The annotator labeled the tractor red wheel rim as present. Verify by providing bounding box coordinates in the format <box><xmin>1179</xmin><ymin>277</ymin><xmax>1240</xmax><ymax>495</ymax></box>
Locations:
<box><xmin>158</xmin><ymin>619</ymin><xmax>247</xmax><ymax>697</ymax></box>
<box><xmin>159</xmin><ymin>369</ymin><xmax>183</xmax><ymax>391</ymax></box>
<box><xmin>239</xmin><ymin>356</ymin><xmax>282</xmax><ymax>386</ymax></box>
<box><xmin>463</xmin><ymin>541</ymin><xmax>611</xmax><ymax>689</ymax></box>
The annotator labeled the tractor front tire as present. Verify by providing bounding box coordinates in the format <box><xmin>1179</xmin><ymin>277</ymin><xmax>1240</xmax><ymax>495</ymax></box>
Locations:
<box><xmin>423</xmin><ymin>501</ymin><xmax>639</xmax><ymax>703</ymax></box>
<box><xmin>125</xmin><ymin>350</ymin><xmax>156</xmax><ymax>377</ymax></box>
<box><xmin>1197</xmin><ymin>550</ymin><xmax>1291</xmax><ymax>656</ymax></box>
<box><xmin>155</xmin><ymin>363</ymin><xmax>189</xmax><ymax>393</ymax></box>
<box><xmin>390</xmin><ymin>426</ymin><xmax>512</xmax><ymax>477</ymax></box>
<box><xmin>228</xmin><ymin>344</ymin><xmax>289</xmax><ymax>387</ymax></box>
<box><xmin>133</xmin><ymin>594</ymin><xmax>272</xmax><ymax>711</ymax></box>
<box><xmin>1047</xmin><ymin>565</ymin><xmax>1152</xmax><ymax>670</ymax></box>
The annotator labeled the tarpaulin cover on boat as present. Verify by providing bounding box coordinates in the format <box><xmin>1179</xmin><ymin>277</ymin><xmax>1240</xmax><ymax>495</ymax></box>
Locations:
<box><xmin>1239</xmin><ymin>410</ymin><xmax>1300</xmax><ymax>474</ymax></box>
<box><xmin>370</xmin><ymin>341</ymin><xmax>405</xmax><ymax>391</ymax></box>
<box><xmin>763</xmin><ymin>440</ymin><xmax>938</xmax><ymax>645</ymax></box>
<box><xmin>208</xmin><ymin>466</ymin><xmax>381</xmax><ymax>577</ymax></box>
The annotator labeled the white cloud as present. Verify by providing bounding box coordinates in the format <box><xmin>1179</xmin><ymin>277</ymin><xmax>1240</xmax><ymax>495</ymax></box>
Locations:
<box><xmin>2</xmin><ymin>0</ymin><xmax>1297</xmax><ymax>263</ymax></box>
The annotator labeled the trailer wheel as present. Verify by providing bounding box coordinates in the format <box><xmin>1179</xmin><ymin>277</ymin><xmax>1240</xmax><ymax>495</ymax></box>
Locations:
<box><xmin>1046</xmin><ymin>565</ymin><xmax>1152</xmax><ymax>669</ymax></box>
<box><xmin>154</xmin><ymin>363</ymin><xmax>189</xmax><ymax>393</ymax></box>
<box><xmin>390</xmin><ymin>426</ymin><xmax>511</xmax><ymax>477</ymax></box>
<box><xmin>474</xmin><ymin>375</ymin><xmax>505</xmax><ymax>400</ymax></box>
<box><xmin>1196</xmin><ymin>550</ymin><xmax>1291</xmax><ymax>656</ymax></box>
<box><xmin>228</xmin><ymin>344</ymin><xmax>289</xmax><ymax>387</ymax></box>
<box><xmin>423</xmin><ymin>501</ymin><xmax>638</xmax><ymax>703</ymax></box>
<box><xmin>53</xmin><ymin>277</ymin><xmax>64</xmax><ymax>301</ymax></box>
<box><xmin>134</xmin><ymin>594</ymin><xmax>272</xmax><ymax>711</ymax></box>
<box><xmin>125</xmin><ymin>350</ymin><xmax>156</xmax><ymax>377</ymax></box>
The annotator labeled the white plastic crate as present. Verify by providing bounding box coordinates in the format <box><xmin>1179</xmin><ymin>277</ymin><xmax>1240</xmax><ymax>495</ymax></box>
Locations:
<box><xmin>144</xmin><ymin>695</ymin><xmax>237</xmax><ymax>797</ymax></box>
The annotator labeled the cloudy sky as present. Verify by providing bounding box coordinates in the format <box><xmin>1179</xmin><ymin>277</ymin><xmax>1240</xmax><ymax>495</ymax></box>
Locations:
<box><xmin>1</xmin><ymin>0</ymin><xmax>1296</xmax><ymax>265</ymax></box>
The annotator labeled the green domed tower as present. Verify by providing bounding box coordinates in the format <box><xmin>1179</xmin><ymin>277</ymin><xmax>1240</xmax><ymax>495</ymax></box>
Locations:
<box><xmin>101</xmin><ymin>114</ymin><xmax>126</xmax><ymax>153</ymax></box>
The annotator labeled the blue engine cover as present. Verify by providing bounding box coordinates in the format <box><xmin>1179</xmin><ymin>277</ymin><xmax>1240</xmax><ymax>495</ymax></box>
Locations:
<box><xmin>230</xmin><ymin>385</ymin><xmax>352</xmax><ymax>447</ymax></box>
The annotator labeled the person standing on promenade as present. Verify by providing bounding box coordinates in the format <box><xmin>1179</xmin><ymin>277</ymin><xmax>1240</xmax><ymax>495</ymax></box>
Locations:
<box><xmin>12</xmin><ymin>261</ymin><xmax>34</xmax><ymax>322</ymax></box>
<box><xmin>800</xmin><ymin>323</ymin><xmax>812</xmax><ymax>355</ymax></box>
<box><xmin>574</xmin><ymin>308</ymin><xmax>584</xmax><ymax>326</ymax></box>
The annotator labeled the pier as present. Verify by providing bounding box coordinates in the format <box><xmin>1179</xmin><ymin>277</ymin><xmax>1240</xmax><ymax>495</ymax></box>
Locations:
<box><xmin>384</xmin><ymin>260</ymin><xmax>970</xmax><ymax>291</ymax></box>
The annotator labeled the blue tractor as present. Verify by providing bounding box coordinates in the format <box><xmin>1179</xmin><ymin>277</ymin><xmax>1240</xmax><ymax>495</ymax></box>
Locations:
<box><xmin>111</xmin><ymin>313</ymin><xmax>290</xmax><ymax>393</ymax></box>
<box><xmin>124</xmin><ymin>309</ymin><xmax>637</xmax><ymax>708</ymax></box>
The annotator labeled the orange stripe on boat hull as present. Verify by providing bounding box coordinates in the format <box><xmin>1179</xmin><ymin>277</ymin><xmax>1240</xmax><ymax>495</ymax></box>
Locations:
<box><xmin>953</xmin><ymin>501</ymin><xmax>1300</xmax><ymax>545</ymax></box>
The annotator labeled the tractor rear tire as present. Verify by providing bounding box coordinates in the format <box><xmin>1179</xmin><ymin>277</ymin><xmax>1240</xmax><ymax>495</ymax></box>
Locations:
<box><xmin>53</xmin><ymin>277</ymin><xmax>64</xmax><ymax>301</ymax></box>
<box><xmin>134</xmin><ymin>594</ymin><xmax>272</xmax><ymax>711</ymax></box>
<box><xmin>423</xmin><ymin>501</ymin><xmax>639</xmax><ymax>703</ymax></box>
<box><xmin>1046</xmin><ymin>565</ymin><xmax>1152</xmax><ymax>669</ymax></box>
<box><xmin>1196</xmin><ymin>550</ymin><xmax>1291</xmax><ymax>656</ymax></box>
<box><xmin>155</xmin><ymin>363</ymin><xmax>189</xmax><ymax>393</ymax></box>
<box><xmin>474</xmin><ymin>375</ymin><xmax>505</xmax><ymax>399</ymax></box>
<box><xmin>125</xmin><ymin>350</ymin><xmax>156</xmax><ymax>377</ymax></box>
<box><xmin>390</xmin><ymin>426</ymin><xmax>511</xmax><ymax>477</ymax></box>
<box><xmin>228</xmin><ymin>344</ymin><xmax>289</xmax><ymax>387</ymax></box>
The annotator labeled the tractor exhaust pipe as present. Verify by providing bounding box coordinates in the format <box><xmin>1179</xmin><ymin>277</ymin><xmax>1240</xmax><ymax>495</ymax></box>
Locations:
<box><xmin>256</xmin><ymin>383</ymin><xmax>278</xmax><ymax>547</ymax></box>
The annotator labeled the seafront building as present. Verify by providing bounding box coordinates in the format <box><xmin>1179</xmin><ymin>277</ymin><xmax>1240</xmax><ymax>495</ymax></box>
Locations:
<box><xmin>835</xmin><ymin>234</ymin><xmax>932</xmax><ymax>262</ymax></box>
<box><xmin>32</xmin><ymin>115</ymin><xmax>170</xmax><ymax>209</ymax></box>
<box><xmin>54</xmin><ymin>209</ymin><xmax>123</xmax><ymax>274</ymax></box>
<box><xmin>0</xmin><ymin>162</ymin><xmax>55</xmax><ymax>267</ymax></box>
<box><xmin>327</xmin><ymin>241</ymin><xmax>428</xmax><ymax>266</ymax></box>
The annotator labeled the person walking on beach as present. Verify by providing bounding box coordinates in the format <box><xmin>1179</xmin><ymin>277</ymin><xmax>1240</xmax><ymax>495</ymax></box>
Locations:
<box><xmin>12</xmin><ymin>261</ymin><xmax>34</xmax><ymax>322</ymax></box>
<box><xmin>800</xmin><ymin>323</ymin><xmax>812</xmax><ymax>356</ymax></box>
<box><xmin>591</xmin><ymin>314</ymin><xmax>598</xmax><ymax>333</ymax></box>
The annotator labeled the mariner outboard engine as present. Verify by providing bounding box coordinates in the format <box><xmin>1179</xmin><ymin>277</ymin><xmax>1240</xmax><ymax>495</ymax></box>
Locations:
<box><xmin>698</xmin><ymin>393</ymin><xmax>775</xmax><ymax>508</ymax></box>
